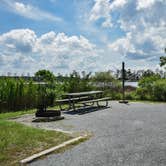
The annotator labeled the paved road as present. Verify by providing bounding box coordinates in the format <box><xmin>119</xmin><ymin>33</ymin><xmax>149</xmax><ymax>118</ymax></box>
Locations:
<box><xmin>30</xmin><ymin>101</ymin><xmax>166</xmax><ymax>166</ymax></box>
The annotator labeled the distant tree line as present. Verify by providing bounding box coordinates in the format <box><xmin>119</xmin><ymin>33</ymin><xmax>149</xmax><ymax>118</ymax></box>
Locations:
<box><xmin>0</xmin><ymin>51</ymin><xmax>166</xmax><ymax>113</ymax></box>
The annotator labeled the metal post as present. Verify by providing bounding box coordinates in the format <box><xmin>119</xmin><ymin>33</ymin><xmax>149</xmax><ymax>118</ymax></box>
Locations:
<box><xmin>122</xmin><ymin>62</ymin><xmax>125</xmax><ymax>101</ymax></box>
<box><xmin>119</xmin><ymin>62</ymin><xmax>128</xmax><ymax>104</ymax></box>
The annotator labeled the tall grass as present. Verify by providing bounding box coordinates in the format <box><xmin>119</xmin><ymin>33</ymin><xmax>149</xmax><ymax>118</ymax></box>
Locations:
<box><xmin>0</xmin><ymin>78</ymin><xmax>39</xmax><ymax>112</ymax></box>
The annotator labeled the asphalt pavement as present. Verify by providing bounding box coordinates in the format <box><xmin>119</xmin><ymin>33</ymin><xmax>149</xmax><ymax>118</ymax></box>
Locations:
<box><xmin>29</xmin><ymin>101</ymin><xmax>166</xmax><ymax>166</ymax></box>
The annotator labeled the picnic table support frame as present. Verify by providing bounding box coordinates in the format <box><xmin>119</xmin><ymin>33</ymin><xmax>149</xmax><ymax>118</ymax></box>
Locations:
<box><xmin>57</xmin><ymin>91</ymin><xmax>111</xmax><ymax>111</ymax></box>
<box><xmin>97</xmin><ymin>100</ymin><xmax>108</xmax><ymax>107</ymax></box>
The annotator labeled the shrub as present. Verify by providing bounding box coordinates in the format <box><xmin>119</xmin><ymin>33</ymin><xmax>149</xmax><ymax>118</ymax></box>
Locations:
<box><xmin>136</xmin><ymin>75</ymin><xmax>159</xmax><ymax>100</ymax></box>
<box><xmin>63</xmin><ymin>71</ymin><xmax>93</xmax><ymax>93</ymax></box>
<box><xmin>125</xmin><ymin>92</ymin><xmax>136</xmax><ymax>100</ymax></box>
<box><xmin>0</xmin><ymin>78</ymin><xmax>64</xmax><ymax>112</ymax></box>
<box><xmin>152</xmin><ymin>79</ymin><xmax>166</xmax><ymax>101</ymax></box>
<box><xmin>136</xmin><ymin>87</ymin><xmax>150</xmax><ymax>100</ymax></box>
<box><xmin>136</xmin><ymin>75</ymin><xmax>166</xmax><ymax>101</ymax></box>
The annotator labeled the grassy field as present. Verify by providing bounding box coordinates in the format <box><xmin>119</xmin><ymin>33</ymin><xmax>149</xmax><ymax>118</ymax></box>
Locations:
<box><xmin>0</xmin><ymin>109</ymin><xmax>72</xmax><ymax>166</ymax></box>
<box><xmin>0</xmin><ymin>109</ymin><xmax>36</xmax><ymax>120</ymax></box>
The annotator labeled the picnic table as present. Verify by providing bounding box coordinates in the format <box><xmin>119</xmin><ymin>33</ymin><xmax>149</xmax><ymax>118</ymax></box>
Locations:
<box><xmin>56</xmin><ymin>91</ymin><xmax>110</xmax><ymax>111</ymax></box>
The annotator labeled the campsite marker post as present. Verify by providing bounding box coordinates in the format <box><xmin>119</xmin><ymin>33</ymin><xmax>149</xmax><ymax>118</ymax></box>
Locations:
<box><xmin>119</xmin><ymin>62</ymin><xmax>128</xmax><ymax>104</ymax></box>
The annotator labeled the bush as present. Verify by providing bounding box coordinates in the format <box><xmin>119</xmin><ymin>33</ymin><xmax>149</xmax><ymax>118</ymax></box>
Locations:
<box><xmin>0</xmin><ymin>78</ymin><xmax>64</xmax><ymax>112</ymax></box>
<box><xmin>63</xmin><ymin>71</ymin><xmax>93</xmax><ymax>93</ymax></box>
<box><xmin>136</xmin><ymin>88</ymin><xmax>150</xmax><ymax>100</ymax></box>
<box><xmin>102</xmin><ymin>89</ymin><xmax>120</xmax><ymax>100</ymax></box>
<box><xmin>0</xmin><ymin>78</ymin><xmax>38</xmax><ymax>112</ymax></box>
<box><xmin>136</xmin><ymin>75</ymin><xmax>166</xmax><ymax>101</ymax></box>
<box><xmin>125</xmin><ymin>92</ymin><xmax>135</xmax><ymax>100</ymax></box>
<box><xmin>152</xmin><ymin>79</ymin><xmax>166</xmax><ymax>101</ymax></box>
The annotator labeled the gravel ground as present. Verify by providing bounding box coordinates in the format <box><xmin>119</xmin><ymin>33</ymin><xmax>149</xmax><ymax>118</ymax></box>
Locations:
<box><xmin>15</xmin><ymin>101</ymin><xmax>166</xmax><ymax>166</ymax></box>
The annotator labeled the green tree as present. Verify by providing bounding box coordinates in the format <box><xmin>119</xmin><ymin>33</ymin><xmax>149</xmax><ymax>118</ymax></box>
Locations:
<box><xmin>152</xmin><ymin>79</ymin><xmax>166</xmax><ymax>101</ymax></box>
<box><xmin>93</xmin><ymin>71</ymin><xmax>114</xmax><ymax>83</ymax></box>
<box><xmin>142</xmin><ymin>69</ymin><xmax>156</xmax><ymax>77</ymax></box>
<box><xmin>160</xmin><ymin>56</ymin><xmax>166</xmax><ymax>67</ymax></box>
<box><xmin>136</xmin><ymin>75</ymin><xmax>161</xmax><ymax>100</ymax></box>
<box><xmin>92</xmin><ymin>71</ymin><xmax>115</xmax><ymax>90</ymax></box>
<box><xmin>35</xmin><ymin>70</ymin><xmax>55</xmax><ymax>82</ymax></box>
<box><xmin>160</xmin><ymin>48</ymin><xmax>166</xmax><ymax>68</ymax></box>
<box><xmin>62</xmin><ymin>71</ymin><xmax>93</xmax><ymax>93</ymax></box>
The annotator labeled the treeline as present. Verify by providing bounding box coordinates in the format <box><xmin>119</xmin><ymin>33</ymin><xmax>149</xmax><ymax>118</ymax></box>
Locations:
<box><xmin>0</xmin><ymin>70</ymin><xmax>121</xmax><ymax>112</ymax></box>
<box><xmin>57</xmin><ymin>70</ymin><xmax>166</xmax><ymax>101</ymax></box>
<box><xmin>0</xmin><ymin>69</ymin><xmax>166</xmax><ymax>113</ymax></box>
<box><xmin>0</xmin><ymin>77</ymin><xmax>63</xmax><ymax>113</ymax></box>
<box><xmin>2</xmin><ymin>67</ymin><xmax>166</xmax><ymax>81</ymax></box>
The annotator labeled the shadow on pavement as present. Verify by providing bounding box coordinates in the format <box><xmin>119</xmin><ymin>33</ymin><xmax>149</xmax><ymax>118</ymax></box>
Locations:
<box><xmin>63</xmin><ymin>106</ymin><xmax>110</xmax><ymax>115</ymax></box>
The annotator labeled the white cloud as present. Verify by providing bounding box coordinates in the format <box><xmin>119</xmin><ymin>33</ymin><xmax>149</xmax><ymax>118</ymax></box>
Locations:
<box><xmin>3</xmin><ymin>0</ymin><xmax>62</xmax><ymax>22</ymax></box>
<box><xmin>110</xmin><ymin>0</ymin><xmax>127</xmax><ymax>10</ymax></box>
<box><xmin>107</xmin><ymin>23</ymin><xmax>166</xmax><ymax>65</ymax></box>
<box><xmin>0</xmin><ymin>1</ymin><xmax>166</xmax><ymax>73</ymax></box>
<box><xmin>35</xmin><ymin>31</ymin><xmax>100</xmax><ymax>72</ymax></box>
<box><xmin>89</xmin><ymin>0</ymin><xmax>110</xmax><ymax>21</ymax></box>
<box><xmin>0</xmin><ymin>29</ymin><xmax>100</xmax><ymax>75</ymax></box>
<box><xmin>118</xmin><ymin>0</ymin><xmax>166</xmax><ymax>61</ymax></box>
<box><xmin>136</xmin><ymin>0</ymin><xmax>164</xmax><ymax>10</ymax></box>
<box><xmin>89</xmin><ymin>0</ymin><xmax>166</xmax><ymax>69</ymax></box>
<box><xmin>89</xmin><ymin>0</ymin><xmax>112</xmax><ymax>27</ymax></box>
<box><xmin>0</xmin><ymin>29</ymin><xmax>37</xmax><ymax>54</ymax></box>
<box><xmin>35</xmin><ymin>32</ymin><xmax>97</xmax><ymax>57</ymax></box>
<box><xmin>108</xmin><ymin>33</ymin><xmax>135</xmax><ymax>54</ymax></box>
<box><xmin>89</xmin><ymin>0</ymin><xmax>128</xmax><ymax>27</ymax></box>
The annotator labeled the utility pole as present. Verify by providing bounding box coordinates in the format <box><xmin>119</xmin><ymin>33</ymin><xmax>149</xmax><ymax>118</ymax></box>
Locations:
<box><xmin>119</xmin><ymin>62</ymin><xmax>128</xmax><ymax>104</ymax></box>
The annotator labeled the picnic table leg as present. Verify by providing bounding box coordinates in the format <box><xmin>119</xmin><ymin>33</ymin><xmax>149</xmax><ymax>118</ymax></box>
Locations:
<box><xmin>105</xmin><ymin>100</ymin><xmax>108</xmax><ymax>107</ymax></box>
<box><xmin>66</xmin><ymin>97</ymin><xmax>76</xmax><ymax>111</ymax></box>
<box><xmin>59</xmin><ymin>103</ymin><xmax>63</xmax><ymax>111</ymax></box>
<box><xmin>97</xmin><ymin>100</ymin><xmax>108</xmax><ymax>107</ymax></box>
<box><xmin>68</xmin><ymin>102</ymin><xmax>72</xmax><ymax>109</ymax></box>
<box><xmin>58</xmin><ymin>103</ymin><xmax>70</xmax><ymax>111</ymax></box>
<box><xmin>83</xmin><ymin>103</ymin><xmax>86</xmax><ymax>108</ymax></box>
<box><xmin>97</xmin><ymin>101</ymin><xmax>99</xmax><ymax>107</ymax></box>
<box><xmin>72</xmin><ymin>101</ymin><xmax>76</xmax><ymax>110</ymax></box>
<box><xmin>68</xmin><ymin>97</ymin><xmax>74</xmax><ymax>110</ymax></box>
<box><xmin>83</xmin><ymin>102</ymin><xmax>94</xmax><ymax>108</ymax></box>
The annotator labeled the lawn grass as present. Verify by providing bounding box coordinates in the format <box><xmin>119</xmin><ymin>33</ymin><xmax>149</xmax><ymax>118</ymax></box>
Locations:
<box><xmin>0</xmin><ymin>109</ymin><xmax>72</xmax><ymax>166</ymax></box>
<box><xmin>0</xmin><ymin>109</ymin><xmax>36</xmax><ymax>120</ymax></box>
<box><xmin>0</xmin><ymin>104</ymin><xmax>68</xmax><ymax>120</ymax></box>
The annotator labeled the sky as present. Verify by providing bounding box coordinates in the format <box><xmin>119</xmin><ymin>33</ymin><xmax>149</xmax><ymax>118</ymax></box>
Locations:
<box><xmin>0</xmin><ymin>0</ymin><xmax>166</xmax><ymax>75</ymax></box>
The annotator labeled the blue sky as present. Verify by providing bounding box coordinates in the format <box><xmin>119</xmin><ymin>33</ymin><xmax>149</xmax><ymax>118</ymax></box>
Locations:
<box><xmin>0</xmin><ymin>0</ymin><xmax>166</xmax><ymax>75</ymax></box>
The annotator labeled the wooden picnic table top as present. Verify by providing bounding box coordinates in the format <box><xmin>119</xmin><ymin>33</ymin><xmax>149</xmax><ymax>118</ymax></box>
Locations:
<box><xmin>65</xmin><ymin>91</ymin><xmax>103</xmax><ymax>97</ymax></box>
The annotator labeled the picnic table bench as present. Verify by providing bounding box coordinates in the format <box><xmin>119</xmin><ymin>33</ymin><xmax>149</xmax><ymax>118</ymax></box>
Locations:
<box><xmin>56</xmin><ymin>91</ymin><xmax>110</xmax><ymax>111</ymax></box>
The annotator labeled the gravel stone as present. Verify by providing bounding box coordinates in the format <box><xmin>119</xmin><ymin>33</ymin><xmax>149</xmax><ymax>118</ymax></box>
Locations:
<box><xmin>15</xmin><ymin>101</ymin><xmax>166</xmax><ymax>166</ymax></box>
